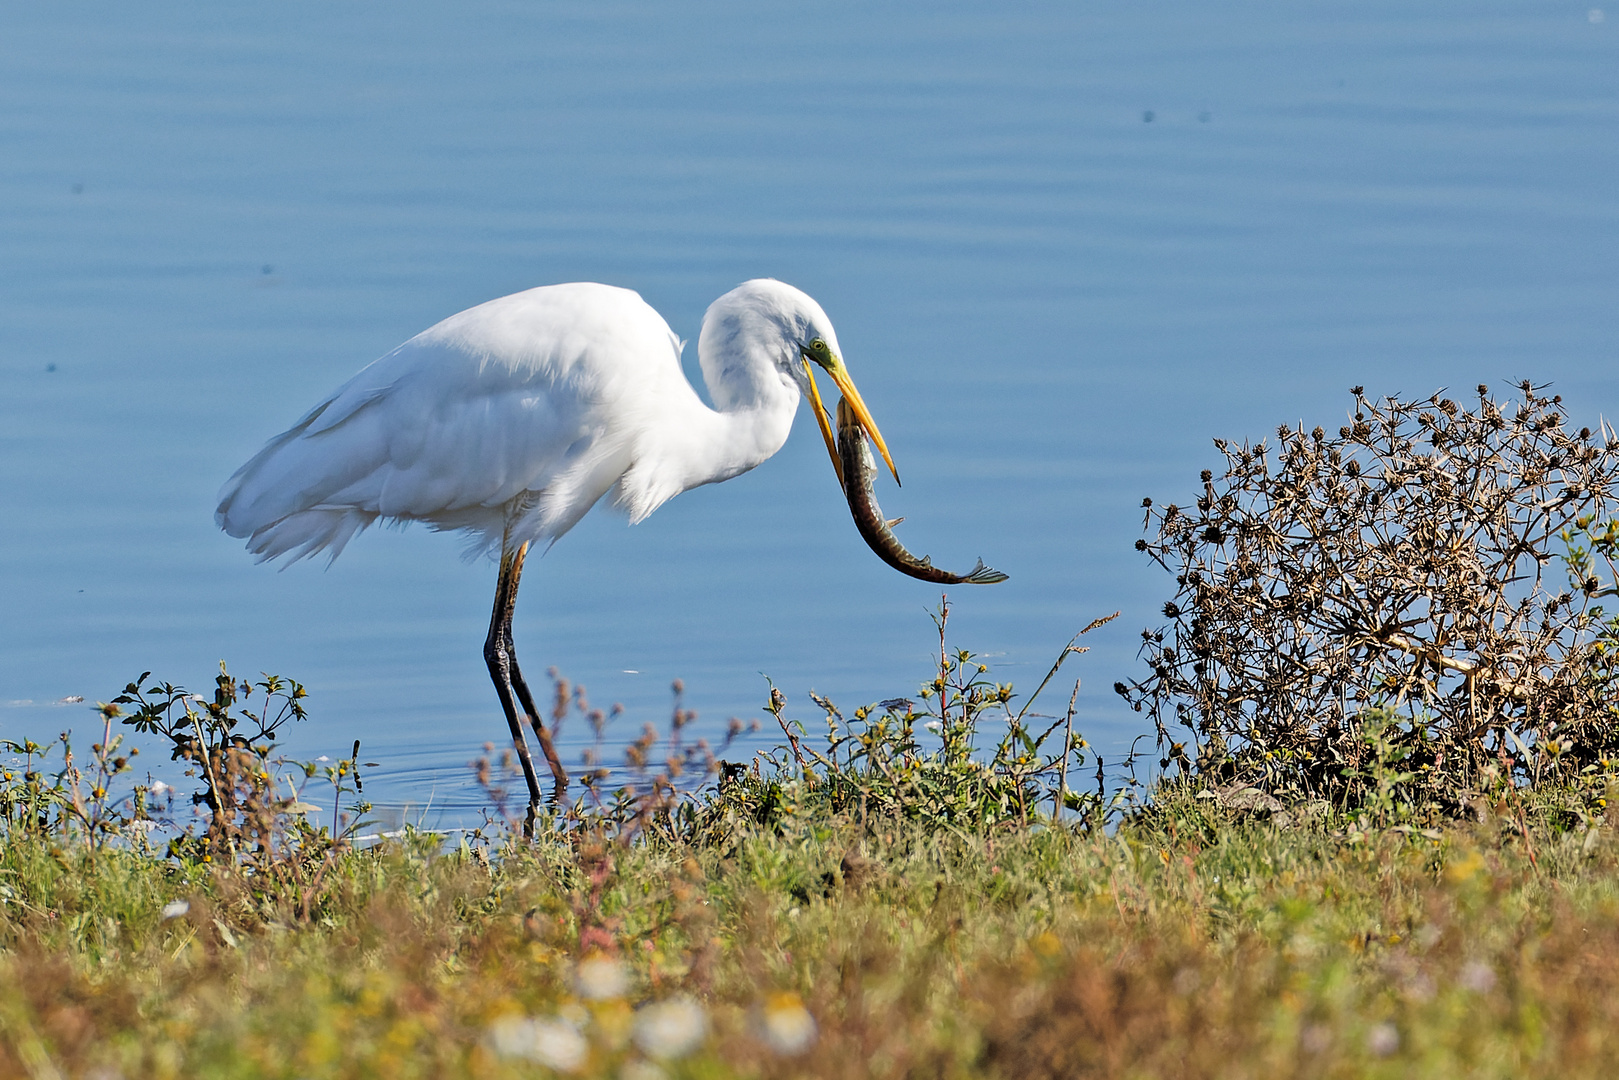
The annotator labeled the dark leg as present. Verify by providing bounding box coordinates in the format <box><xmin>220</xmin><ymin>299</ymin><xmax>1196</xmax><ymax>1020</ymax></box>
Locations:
<box><xmin>483</xmin><ymin>540</ymin><xmax>568</xmax><ymax>832</ymax></box>
<box><xmin>501</xmin><ymin>541</ymin><xmax>569</xmax><ymax>799</ymax></box>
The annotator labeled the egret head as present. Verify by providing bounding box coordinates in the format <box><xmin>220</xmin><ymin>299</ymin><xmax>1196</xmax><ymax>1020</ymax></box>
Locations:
<box><xmin>797</xmin><ymin>335</ymin><xmax>898</xmax><ymax>486</ymax></box>
<box><xmin>699</xmin><ymin>279</ymin><xmax>898</xmax><ymax>487</ymax></box>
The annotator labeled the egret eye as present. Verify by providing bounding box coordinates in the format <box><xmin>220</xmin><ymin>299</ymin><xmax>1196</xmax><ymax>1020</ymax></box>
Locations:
<box><xmin>810</xmin><ymin>338</ymin><xmax>827</xmax><ymax>354</ymax></box>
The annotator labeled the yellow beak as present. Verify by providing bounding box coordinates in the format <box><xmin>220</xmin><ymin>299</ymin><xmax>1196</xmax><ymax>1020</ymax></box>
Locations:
<box><xmin>801</xmin><ymin>356</ymin><xmax>900</xmax><ymax>488</ymax></box>
<box><xmin>802</xmin><ymin>360</ymin><xmax>844</xmax><ymax>488</ymax></box>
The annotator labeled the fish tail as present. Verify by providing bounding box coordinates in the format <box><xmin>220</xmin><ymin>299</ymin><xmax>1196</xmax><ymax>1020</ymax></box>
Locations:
<box><xmin>962</xmin><ymin>559</ymin><xmax>1010</xmax><ymax>585</ymax></box>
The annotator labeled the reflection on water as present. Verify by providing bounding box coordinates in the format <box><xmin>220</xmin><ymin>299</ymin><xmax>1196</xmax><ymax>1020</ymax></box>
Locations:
<box><xmin>1</xmin><ymin>1</ymin><xmax>1615</xmax><ymax>825</ymax></box>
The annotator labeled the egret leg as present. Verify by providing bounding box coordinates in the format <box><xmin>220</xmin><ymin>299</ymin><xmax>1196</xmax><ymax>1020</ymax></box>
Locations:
<box><xmin>483</xmin><ymin>540</ymin><xmax>568</xmax><ymax>830</ymax></box>
<box><xmin>500</xmin><ymin>541</ymin><xmax>569</xmax><ymax>798</ymax></box>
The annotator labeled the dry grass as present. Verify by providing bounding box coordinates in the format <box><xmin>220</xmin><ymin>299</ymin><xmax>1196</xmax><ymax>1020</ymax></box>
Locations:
<box><xmin>6</xmin><ymin>783</ymin><xmax>1619</xmax><ymax>1078</ymax></box>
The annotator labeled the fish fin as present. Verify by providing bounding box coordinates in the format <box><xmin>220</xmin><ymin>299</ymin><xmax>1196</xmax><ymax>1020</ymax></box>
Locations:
<box><xmin>885</xmin><ymin>516</ymin><xmax>905</xmax><ymax>528</ymax></box>
<box><xmin>963</xmin><ymin>559</ymin><xmax>1010</xmax><ymax>585</ymax></box>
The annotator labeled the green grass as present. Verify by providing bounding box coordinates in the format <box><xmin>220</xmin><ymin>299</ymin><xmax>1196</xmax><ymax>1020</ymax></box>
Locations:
<box><xmin>7</xmin><ymin>780</ymin><xmax>1619</xmax><ymax>1078</ymax></box>
<box><xmin>6</xmin><ymin>609</ymin><xmax>1619</xmax><ymax>1079</ymax></box>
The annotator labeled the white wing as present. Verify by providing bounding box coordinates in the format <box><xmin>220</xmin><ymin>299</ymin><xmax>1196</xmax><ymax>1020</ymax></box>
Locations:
<box><xmin>216</xmin><ymin>283</ymin><xmax>690</xmax><ymax>564</ymax></box>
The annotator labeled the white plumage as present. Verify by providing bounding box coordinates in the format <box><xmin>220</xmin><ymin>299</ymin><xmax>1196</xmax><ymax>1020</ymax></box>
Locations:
<box><xmin>219</xmin><ymin>279</ymin><xmax>844</xmax><ymax>562</ymax></box>
<box><xmin>216</xmin><ymin>277</ymin><xmax>893</xmax><ymax>818</ymax></box>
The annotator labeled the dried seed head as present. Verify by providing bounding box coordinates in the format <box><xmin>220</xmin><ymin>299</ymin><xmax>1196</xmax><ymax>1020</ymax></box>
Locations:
<box><xmin>1126</xmin><ymin>380</ymin><xmax>1619</xmax><ymax>809</ymax></box>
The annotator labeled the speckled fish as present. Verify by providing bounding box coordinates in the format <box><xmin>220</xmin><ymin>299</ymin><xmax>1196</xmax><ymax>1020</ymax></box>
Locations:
<box><xmin>832</xmin><ymin>395</ymin><xmax>1008</xmax><ymax>585</ymax></box>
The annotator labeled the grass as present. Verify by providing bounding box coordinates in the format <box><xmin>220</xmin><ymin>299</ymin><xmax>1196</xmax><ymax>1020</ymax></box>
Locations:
<box><xmin>4</xmin><ymin>591</ymin><xmax>1619</xmax><ymax>1078</ymax></box>
<box><xmin>7</xmin><ymin>765</ymin><xmax>1619</xmax><ymax>1077</ymax></box>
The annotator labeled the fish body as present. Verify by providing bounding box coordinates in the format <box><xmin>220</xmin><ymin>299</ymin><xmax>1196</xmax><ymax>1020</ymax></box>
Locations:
<box><xmin>835</xmin><ymin>396</ymin><xmax>1008</xmax><ymax>585</ymax></box>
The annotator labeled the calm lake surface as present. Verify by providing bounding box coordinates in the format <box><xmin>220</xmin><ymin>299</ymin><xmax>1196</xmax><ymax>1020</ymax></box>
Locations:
<box><xmin>2</xmin><ymin>1</ymin><xmax>1615</xmax><ymax>825</ymax></box>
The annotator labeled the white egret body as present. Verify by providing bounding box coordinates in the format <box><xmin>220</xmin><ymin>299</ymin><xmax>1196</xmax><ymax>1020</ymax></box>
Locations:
<box><xmin>216</xmin><ymin>279</ymin><xmax>894</xmax><ymax>819</ymax></box>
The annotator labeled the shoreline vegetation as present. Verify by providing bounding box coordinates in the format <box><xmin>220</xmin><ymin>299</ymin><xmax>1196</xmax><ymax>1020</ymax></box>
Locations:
<box><xmin>9</xmin><ymin>382</ymin><xmax>1619</xmax><ymax>1077</ymax></box>
<box><xmin>6</xmin><ymin>715</ymin><xmax>1619</xmax><ymax>1078</ymax></box>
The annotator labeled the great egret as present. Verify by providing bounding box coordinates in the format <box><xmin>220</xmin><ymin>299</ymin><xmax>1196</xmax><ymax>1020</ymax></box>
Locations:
<box><xmin>215</xmin><ymin>279</ymin><xmax>895</xmax><ymax>817</ymax></box>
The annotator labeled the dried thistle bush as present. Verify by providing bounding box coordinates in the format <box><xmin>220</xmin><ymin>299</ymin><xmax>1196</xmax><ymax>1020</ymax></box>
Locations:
<box><xmin>1118</xmin><ymin>382</ymin><xmax>1619</xmax><ymax>809</ymax></box>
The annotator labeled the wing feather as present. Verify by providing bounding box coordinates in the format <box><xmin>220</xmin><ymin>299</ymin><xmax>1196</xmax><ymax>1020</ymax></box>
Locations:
<box><xmin>216</xmin><ymin>283</ymin><xmax>686</xmax><ymax>563</ymax></box>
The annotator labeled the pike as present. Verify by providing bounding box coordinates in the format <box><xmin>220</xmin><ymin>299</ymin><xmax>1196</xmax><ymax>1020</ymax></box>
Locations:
<box><xmin>833</xmin><ymin>395</ymin><xmax>1009</xmax><ymax>586</ymax></box>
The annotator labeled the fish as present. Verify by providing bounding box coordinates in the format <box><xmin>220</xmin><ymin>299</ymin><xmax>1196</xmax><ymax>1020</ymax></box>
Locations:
<box><xmin>834</xmin><ymin>395</ymin><xmax>1009</xmax><ymax>585</ymax></box>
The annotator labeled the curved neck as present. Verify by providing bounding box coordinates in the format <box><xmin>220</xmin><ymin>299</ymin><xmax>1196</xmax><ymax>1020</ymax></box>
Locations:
<box><xmin>675</xmin><ymin>378</ymin><xmax>798</xmax><ymax>491</ymax></box>
<box><xmin>617</xmin><ymin>280</ymin><xmax>822</xmax><ymax>522</ymax></box>
<box><xmin>614</xmin><ymin>360</ymin><xmax>799</xmax><ymax>526</ymax></box>
<box><xmin>680</xmin><ymin>288</ymin><xmax>809</xmax><ymax>489</ymax></box>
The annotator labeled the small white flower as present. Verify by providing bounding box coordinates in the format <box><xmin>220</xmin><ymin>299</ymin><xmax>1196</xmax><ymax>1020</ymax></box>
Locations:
<box><xmin>486</xmin><ymin>1016</ymin><xmax>588</xmax><ymax>1072</ymax></box>
<box><xmin>1403</xmin><ymin>971</ymin><xmax>1436</xmax><ymax>1003</ymax></box>
<box><xmin>149</xmin><ymin>781</ymin><xmax>172</xmax><ymax>796</ymax></box>
<box><xmin>633</xmin><ymin>997</ymin><xmax>708</xmax><ymax>1060</ymax></box>
<box><xmin>758</xmin><ymin>992</ymin><xmax>816</xmax><ymax>1055</ymax></box>
<box><xmin>1459</xmin><ymin>960</ymin><xmax>1497</xmax><ymax>993</ymax></box>
<box><xmin>1366</xmin><ymin>1021</ymin><xmax>1399</xmax><ymax>1057</ymax></box>
<box><xmin>160</xmin><ymin>900</ymin><xmax>190</xmax><ymax>920</ymax></box>
<box><xmin>618</xmin><ymin>1061</ymin><xmax>666</xmax><ymax>1080</ymax></box>
<box><xmin>575</xmin><ymin>954</ymin><xmax>629</xmax><ymax>1000</ymax></box>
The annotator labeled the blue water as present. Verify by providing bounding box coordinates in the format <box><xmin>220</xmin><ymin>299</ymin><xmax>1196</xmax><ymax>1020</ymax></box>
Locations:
<box><xmin>2</xmin><ymin>1</ymin><xmax>1616</xmax><ymax>825</ymax></box>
